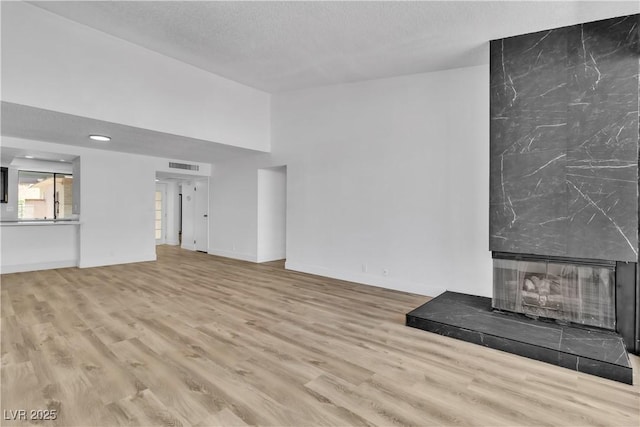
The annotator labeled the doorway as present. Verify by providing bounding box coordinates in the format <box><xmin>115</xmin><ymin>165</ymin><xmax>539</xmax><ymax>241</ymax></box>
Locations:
<box><xmin>257</xmin><ymin>166</ymin><xmax>287</xmax><ymax>262</ymax></box>
<box><xmin>178</xmin><ymin>192</ymin><xmax>182</xmax><ymax>245</ymax></box>
<box><xmin>155</xmin><ymin>172</ymin><xmax>208</xmax><ymax>252</ymax></box>
<box><xmin>155</xmin><ymin>183</ymin><xmax>167</xmax><ymax>244</ymax></box>
<box><xmin>194</xmin><ymin>178</ymin><xmax>209</xmax><ymax>252</ymax></box>
<box><xmin>179</xmin><ymin>178</ymin><xmax>209</xmax><ymax>252</ymax></box>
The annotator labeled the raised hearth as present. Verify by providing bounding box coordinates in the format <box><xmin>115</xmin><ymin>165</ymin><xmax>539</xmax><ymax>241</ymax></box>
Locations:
<box><xmin>406</xmin><ymin>291</ymin><xmax>632</xmax><ymax>384</ymax></box>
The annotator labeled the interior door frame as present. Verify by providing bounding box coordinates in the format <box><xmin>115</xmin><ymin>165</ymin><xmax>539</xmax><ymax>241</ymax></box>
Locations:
<box><xmin>178</xmin><ymin>192</ymin><xmax>182</xmax><ymax>245</ymax></box>
<box><xmin>155</xmin><ymin>183</ymin><xmax>167</xmax><ymax>245</ymax></box>
<box><xmin>194</xmin><ymin>178</ymin><xmax>209</xmax><ymax>252</ymax></box>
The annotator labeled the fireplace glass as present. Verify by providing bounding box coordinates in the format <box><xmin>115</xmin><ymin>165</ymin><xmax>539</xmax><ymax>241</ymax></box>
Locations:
<box><xmin>492</xmin><ymin>257</ymin><xmax>615</xmax><ymax>330</ymax></box>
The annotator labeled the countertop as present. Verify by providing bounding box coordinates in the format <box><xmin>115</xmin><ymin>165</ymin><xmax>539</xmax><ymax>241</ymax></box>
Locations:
<box><xmin>0</xmin><ymin>219</ymin><xmax>81</xmax><ymax>226</ymax></box>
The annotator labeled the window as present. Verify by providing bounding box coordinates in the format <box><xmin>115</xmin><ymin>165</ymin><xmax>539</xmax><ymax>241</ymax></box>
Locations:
<box><xmin>0</xmin><ymin>167</ymin><xmax>7</xmax><ymax>203</ymax></box>
<box><xmin>18</xmin><ymin>171</ymin><xmax>73</xmax><ymax>219</ymax></box>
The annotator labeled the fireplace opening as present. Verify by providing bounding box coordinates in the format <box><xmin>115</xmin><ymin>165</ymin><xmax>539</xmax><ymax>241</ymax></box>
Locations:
<box><xmin>492</xmin><ymin>253</ymin><xmax>616</xmax><ymax>330</ymax></box>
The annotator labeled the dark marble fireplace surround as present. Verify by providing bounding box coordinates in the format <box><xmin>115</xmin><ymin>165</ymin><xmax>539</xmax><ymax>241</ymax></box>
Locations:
<box><xmin>408</xmin><ymin>14</ymin><xmax>639</xmax><ymax>383</ymax></box>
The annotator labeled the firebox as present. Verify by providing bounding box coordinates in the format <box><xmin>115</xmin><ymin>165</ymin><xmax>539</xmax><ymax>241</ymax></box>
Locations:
<box><xmin>492</xmin><ymin>252</ymin><xmax>616</xmax><ymax>330</ymax></box>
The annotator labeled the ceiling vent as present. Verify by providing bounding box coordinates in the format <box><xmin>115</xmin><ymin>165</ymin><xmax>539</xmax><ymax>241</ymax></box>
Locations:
<box><xmin>169</xmin><ymin>161</ymin><xmax>199</xmax><ymax>171</ymax></box>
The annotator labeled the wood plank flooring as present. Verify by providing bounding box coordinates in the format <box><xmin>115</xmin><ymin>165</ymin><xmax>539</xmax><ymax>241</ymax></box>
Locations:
<box><xmin>1</xmin><ymin>245</ymin><xmax>639</xmax><ymax>427</ymax></box>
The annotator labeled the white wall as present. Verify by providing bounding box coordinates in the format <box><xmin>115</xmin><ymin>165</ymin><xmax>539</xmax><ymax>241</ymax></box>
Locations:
<box><xmin>209</xmin><ymin>153</ymin><xmax>269</xmax><ymax>262</ymax></box>
<box><xmin>210</xmin><ymin>65</ymin><xmax>492</xmax><ymax>297</ymax></box>
<box><xmin>75</xmin><ymin>148</ymin><xmax>156</xmax><ymax>267</ymax></box>
<box><xmin>2</xmin><ymin>136</ymin><xmax>159</xmax><ymax>268</ymax></box>
<box><xmin>272</xmin><ymin>66</ymin><xmax>492</xmax><ymax>297</ymax></box>
<box><xmin>0</xmin><ymin>224</ymin><xmax>78</xmax><ymax>273</ymax></box>
<box><xmin>2</xmin><ymin>2</ymin><xmax>271</xmax><ymax>152</ymax></box>
<box><xmin>257</xmin><ymin>166</ymin><xmax>287</xmax><ymax>262</ymax></box>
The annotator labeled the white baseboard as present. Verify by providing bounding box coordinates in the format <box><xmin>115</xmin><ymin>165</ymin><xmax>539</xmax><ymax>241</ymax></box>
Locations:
<box><xmin>284</xmin><ymin>261</ymin><xmax>441</xmax><ymax>297</ymax></box>
<box><xmin>257</xmin><ymin>253</ymin><xmax>286</xmax><ymax>263</ymax></box>
<box><xmin>165</xmin><ymin>239</ymin><xmax>180</xmax><ymax>246</ymax></box>
<box><xmin>208</xmin><ymin>248</ymin><xmax>257</xmax><ymax>262</ymax></box>
<box><xmin>1</xmin><ymin>259</ymin><xmax>77</xmax><ymax>274</ymax></box>
<box><xmin>79</xmin><ymin>253</ymin><xmax>156</xmax><ymax>269</ymax></box>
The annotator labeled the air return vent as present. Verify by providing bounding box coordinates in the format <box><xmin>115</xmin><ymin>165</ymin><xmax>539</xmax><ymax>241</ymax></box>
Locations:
<box><xmin>169</xmin><ymin>162</ymin><xmax>199</xmax><ymax>171</ymax></box>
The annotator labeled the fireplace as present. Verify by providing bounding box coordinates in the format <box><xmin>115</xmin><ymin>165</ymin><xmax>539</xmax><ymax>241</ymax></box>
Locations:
<box><xmin>407</xmin><ymin>13</ymin><xmax>639</xmax><ymax>384</ymax></box>
<box><xmin>492</xmin><ymin>253</ymin><xmax>615</xmax><ymax>330</ymax></box>
<box><xmin>487</xmin><ymin>12</ymin><xmax>640</xmax><ymax>354</ymax></box>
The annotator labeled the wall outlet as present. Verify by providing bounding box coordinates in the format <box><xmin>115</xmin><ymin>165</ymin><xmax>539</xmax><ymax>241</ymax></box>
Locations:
<box><xmin>382</xmin><ymin>268</ymin><xmax>389</xmax><ymax>276</ymax></box>
<box><xmin>362</xmin><ymin>263</ymin><xmax>368</xmax><ymax>273</ymax></box>
<box><xmin>6</xmin><ymin>206</ymin><xmax>13</xmax><ymax>212</ymax></box>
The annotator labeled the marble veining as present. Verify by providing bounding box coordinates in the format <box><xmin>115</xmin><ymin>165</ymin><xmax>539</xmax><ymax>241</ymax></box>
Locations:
<box><xmin>406</xmin><ymin>292</ymin><xmax>632</xmax><ymax>384</ymax></box>
<box><xmin>489</xmin><ymin>14</ymin><xmax>640</xmax><ymax>262</ymax></box>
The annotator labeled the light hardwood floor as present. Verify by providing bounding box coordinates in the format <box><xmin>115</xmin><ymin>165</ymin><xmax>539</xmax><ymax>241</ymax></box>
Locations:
<box><xmin>1</xmin><ymin>246</ymin><xmax>639</xmax><ymax>427</ymax></box>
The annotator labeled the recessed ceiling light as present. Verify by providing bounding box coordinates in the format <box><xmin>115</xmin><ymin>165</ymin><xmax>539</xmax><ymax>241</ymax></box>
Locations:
<box><xmin>25</xmin><ymin>155</ymin><xmax>34</xmax><ymax>159</ymax></box>
<box><xmin>60</xmin><ymin>159</ymin><xmax>66</xmax><ymax>162</ymax></box>
<box><xmin>89</xmin><ymin>135</ymin><xmax>111</xmax><ymax>142</ymax></box>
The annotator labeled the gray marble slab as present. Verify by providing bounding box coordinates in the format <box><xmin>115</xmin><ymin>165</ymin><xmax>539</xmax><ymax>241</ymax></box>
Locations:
<box><xmin>406</xmin><ymin>291</ymin><xmax>632</xmax><ymax>384</ymax></box>
<box><xmin>489</xmin><ymin>14</ymin><xmax>639</xmax><ymax>262</ymax></box>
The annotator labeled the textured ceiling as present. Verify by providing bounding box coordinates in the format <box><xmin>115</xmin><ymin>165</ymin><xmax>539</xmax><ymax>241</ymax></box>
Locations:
<box><xmin>28</xmin><ymin>1</ymin><xmax>640</xmax><ymax>93</ymax></box>
<box><xmin>1</xmin><ymin>102</ymin><xmax>263</xmax><ymax>164</ymax></box>
<box><xmin>5</xmin><ymin>1</ymin><xmax>639</xmax><ymax>164</ymax></box>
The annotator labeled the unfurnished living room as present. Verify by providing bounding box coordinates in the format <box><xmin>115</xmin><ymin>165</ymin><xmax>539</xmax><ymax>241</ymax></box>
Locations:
<box><xmin>1</xmin><ymin>1</ymin><xmax>639</xmax><ymax>426</ymax></box>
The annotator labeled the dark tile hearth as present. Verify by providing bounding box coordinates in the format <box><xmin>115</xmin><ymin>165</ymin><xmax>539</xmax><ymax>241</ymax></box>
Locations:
<box><xmin>406</xmin><ymin>291</ymin><xmax>632</xmax><ymax>384</ymax></box>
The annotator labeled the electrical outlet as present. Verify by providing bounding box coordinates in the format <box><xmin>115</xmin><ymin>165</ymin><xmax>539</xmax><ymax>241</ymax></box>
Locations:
<box><xmin>382</xmin><ymin>268</ymin><xmax>389</xmax><ymax>276</ymax></box>
<box><xmin>362</xmin><ymin>263</ymin><xmax>368</xmax><ymax>273</ymax></box>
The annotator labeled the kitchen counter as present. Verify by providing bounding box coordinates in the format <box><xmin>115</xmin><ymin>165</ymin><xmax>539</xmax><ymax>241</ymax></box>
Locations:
<box><xmin>1</xmin><ymin>221</ymin><xmax>80</xmax><ymax>273</ymax></box>
<box><xmin>0</xmin><ymin>219</ymin><xmax>81</xmax><ymax>226</ymax></box>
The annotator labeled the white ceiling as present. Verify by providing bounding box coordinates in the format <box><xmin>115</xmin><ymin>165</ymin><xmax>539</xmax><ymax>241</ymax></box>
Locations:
<box><xmin>0</xmin><ymin>146</ymin><xmax>77</xmax><ymax>165</ymax></box>
<box><xmin>28</xmin><ymin>1</ymin><xmax>640</xmax><ymax>93</ymax></box>
<box><xmin>4</xmin><ymin>1</ymin><xmax>639</xmax><ymax>164</ymax></box>
<box><xmin>1</xmin><ymin>102</ymin><xmax>263</xmax><ymax>164</ymax></box>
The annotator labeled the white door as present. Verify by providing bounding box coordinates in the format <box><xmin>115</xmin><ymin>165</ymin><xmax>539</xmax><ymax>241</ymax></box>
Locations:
<box><xmin>155</xmin><ymin>183</ymin><xmax>167</xmax><ymax>244</ymax></box>
<box><xmin>181</xmin><ymin>183</ymin><xmax>195</xmax><ymax>250</ymax></box>
<box><xmin>194</xmin><ymin>178</ymin><xmax>209</xmax><ymax>252</ymax></box>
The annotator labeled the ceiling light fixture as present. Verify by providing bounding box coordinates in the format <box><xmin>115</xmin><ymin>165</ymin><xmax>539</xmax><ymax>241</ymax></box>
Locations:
<box><xmin>25</xmin><ymin>155</ymin><xmax>34</xmax><ymax>159</ymax></box>
<box><xmin>89</xmin><ymin>134</ymin><xmax>111</xmax><ymax>142</ymax></box>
